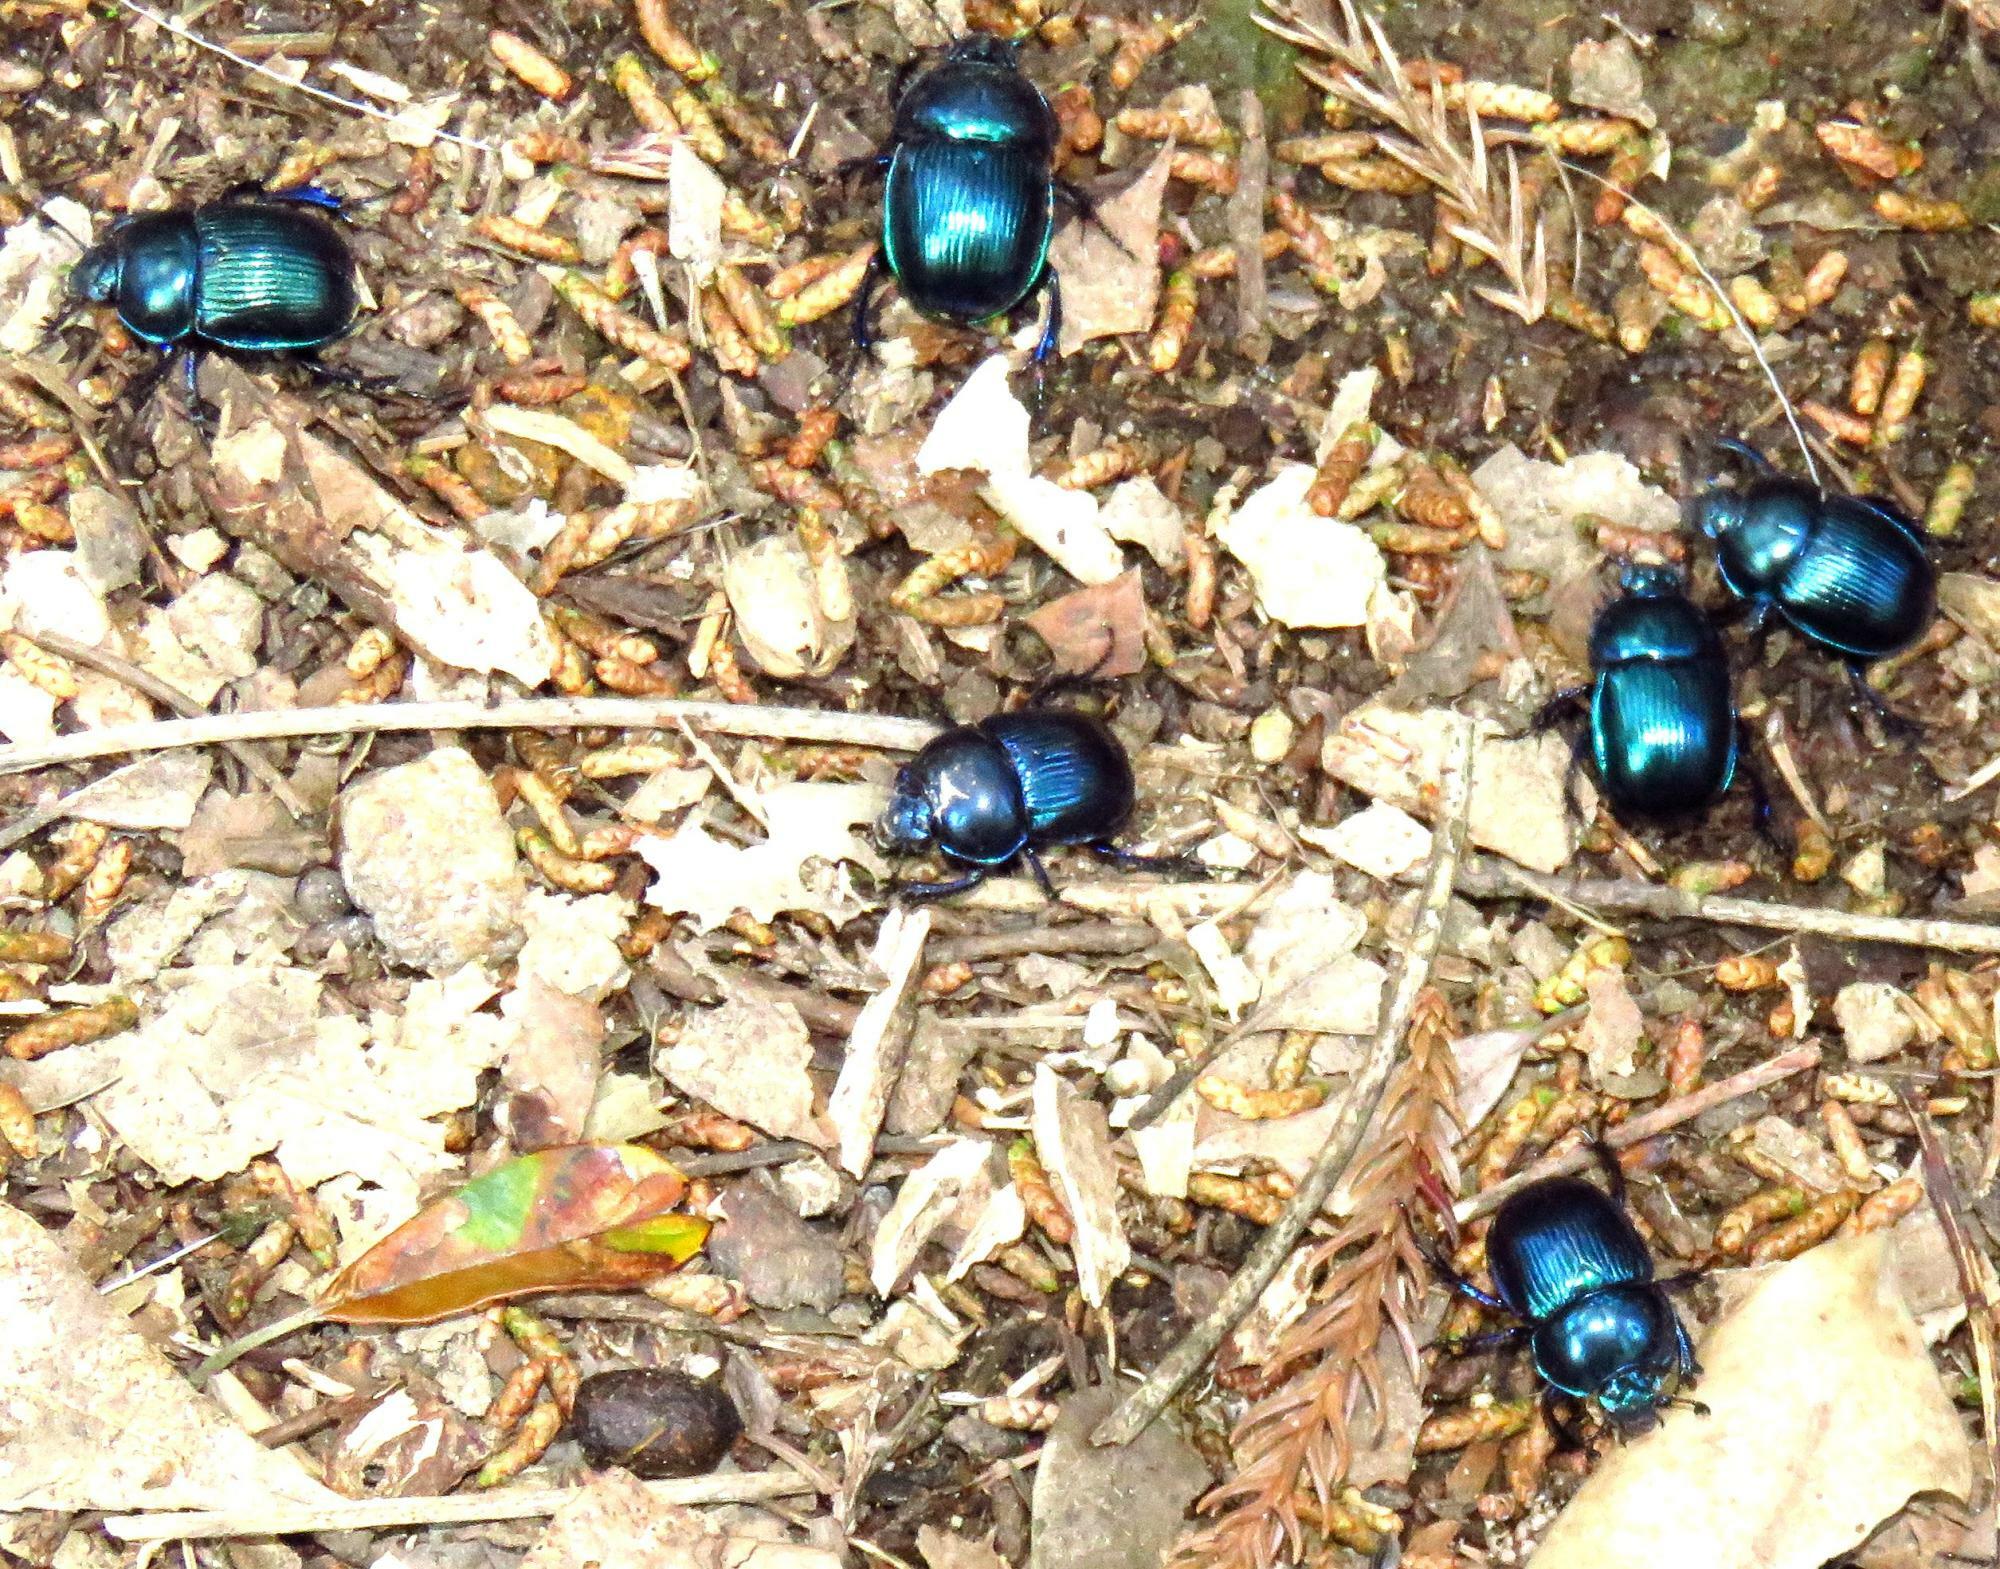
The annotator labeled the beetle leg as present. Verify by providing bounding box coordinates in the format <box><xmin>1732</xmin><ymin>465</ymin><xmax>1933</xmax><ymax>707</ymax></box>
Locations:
<box><xmin>1022</xmin><ymin>847</ymin><xmax>1058</xmax><ymax>900</ymax></box>
<box><xmin>1054</xmin><ymin>178</ymin><xmax>1146</xmax><ymax>264</ymax></box>
<box><xmin>177</xmin><ymin>350</ymin><xmax>218</xmax><ymax>435</ymax></box>
<box><xmin>850</xmin><ymin>247</ymin><xmax>891</xmax><ymax>355</ymax></box>
<box><xmin>1437</xmin><ymin>1325</ymin><xmax>1529</xmax><ymax>1356</ymax></box>
<box><xmin>118</xmin><ymin>352</ymin><xmax>180</xmax><ymax>418</ymax></box>
<box><xmin>264</xmin><ymin>183</ymin><xmax>345</xmax><ymax>212</ymax></box>
<box><xmin>1031</xmin><ymin>269</ymin><xmax>1063</xmax><ymax>365</ymax></box>
<box><xmin>894</xmin><ymin>868</ymin><xmax>989</xmax><ymax>902</ymax></box>
<box><xmin>1411</xmin><ymin>1229</ymin><xmax>1512</xmax><ymax>1314</ymax></box>
<box><xmin>33</xmin><ymin>297</ymin><xmax>82</xmax><ymax>350</ymax></box>
<box><xmin>1530</xmin><ymin>685</ymin><xmax>1589</xmax><ymax>735</ymax></box>
<box><xmin>1542</xmin><ymin>1389</ymin><xmax>1591</xmax><ymax>1452</ymax></box>
<box><xmin>1585</xmin><ymin>1138</ymin><xmax>1630</xmax><ymax>1207</ymax></box>
<box><xmin>886</xmin><ymin>56</ymin><xmax>924</xmax><ymax>110</ymax></box>
<box><xmin>1671</xmin><ymin>1310</ymin><xmax>1700</xmax><ymax>1375</ymax></box>
<box><xmin>1709</xmin><ymin>435</ymin><xmax>1775</xmax><ymax>477</ymax></box>
<box><xmin>1089</xmin><ymin>842</ymin><xmax>1206</xmax><ymax>880</ymax></box>
<box><xmin>1550</xmin><ymin>711</ymin><xmax>1595</xmax><ymax>827</ymax></box>
<box><xmin>301</xmin><ymin>357</ymin><xmax>450</xmax><ymax>403</ymax></box>
<box><xmin>834</xmin><ymin>152</ymin><xmax>893</xmax><ymax>187</ymax></box>
<box><xmin>1734</xmin><ymin>754</ymin><xmax>1784</xmax><ymax>852</ymax></box>
<box><xmin>1845</xmin><ymin>661</ymin><xmax>1924</xmax><ymax>742</ymax></box>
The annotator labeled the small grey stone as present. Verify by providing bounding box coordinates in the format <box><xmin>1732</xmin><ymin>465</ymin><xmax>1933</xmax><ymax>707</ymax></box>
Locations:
<box><xmin>707</xmin><ymin>1172</ymin><xmax>846</xmax><ymax>1312</ymax></box>
<box><xmin>336</xmin><ymin>746</ymin><xmax>525</xmax><ymax>975</ymax></box>
<box><xmin>293</xmin><ymin>866</ymin><xmax>353</xmax><ymax>925</ymax></box>
<box><xmin>1029</xmin><ymin>1387</ymin><xmax>1209</xmax><ymax>1569</ymax></box>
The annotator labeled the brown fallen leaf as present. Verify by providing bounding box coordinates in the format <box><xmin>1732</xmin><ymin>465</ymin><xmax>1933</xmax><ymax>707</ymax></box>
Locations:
<box><xmin>1045</xmin><ymin>141</ymin><xmax>1173</xmax><ymax>354</ymax></box>
<box><xmin>198</xmin><ymin>1145</ymin><xmax>709</xmax><ymax>1376</ymax></box>
<box><xmin>1526</xmin><ymin>1231</ymin><xmax>1972</xmax><ymax>1569</ymax></box>
<box><xmin>1024</xmin><ymin>569</ymin><xmax>1149</xmax><ymax>677</ymax></box>
<box><xmin>0</xmin><ymin>1203</ymin><xmax>339</xmax><ymax>1512</ymax></box>
<box><xmin>498</xmin><ymin>977</ymin><xmax>606</xmax><ymax>1150</ymax></box>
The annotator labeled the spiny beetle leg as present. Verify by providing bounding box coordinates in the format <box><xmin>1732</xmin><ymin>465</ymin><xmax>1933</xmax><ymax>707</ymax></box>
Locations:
<box><xmin>1585</xmin><ymin>1138</ymin><xmax>1630</xmax><ymax>1207</ymax></box>
<box><xmin>1023</xmin><ymin>848</ymin><xmax>1057</xmax><ymax>900</ymax></box>
<box><xmin>1089</xmin><ymin>842</ymin><xmax>1207</xmax><ymax>880</ymax></box>
<box><xmin>849</xmin><ymin>247</ymin><xmax>891</xmax><ymax>356</ymax></box>
<box><xmin>1412</xmin><ymin>1227</ymin><xmax>1510</xmax><ymax>1315</ymax></box>
<box><xmin>1531</xmin><ymin>684</ymin><xmax>1590</xmax><ymax>735</ymax></box>
<box><xmin>1542</xmin><ymin>1389</ymin><xmax>1591</xmax><ymax>1452</ymax></box>
<box><xmin>120</xmin><ymin>351</ymin><xmax>179</xmax><ymax>417</ymax></box>
<box><xmin>265</xmin><ymin>183</ymin><xmax>344</xmax><ymax>211</ymax></box>
<box><xmin>1437</xmin><ymin>1325</ymin><xmax>1529</xmax><ymax>1356</ymax></box>
<box><xmin>1709</xmin><ymin>435</ymin><xmax>1774</xmax><ymax>478</ymax></box>
<box><xmin>834</xmin><ymin>151</ymin><xmax>893</xmax><ymax>187</ymax></box>
<box><xmin>1846</xmin><ymin>661</ymin><xmax>1924</xmax><ymax>743</ymax></box>
<box><xmin>1055</xmin><ymin>178</ymin><xmax>1146</xmax><ymax>264</ymax></box>
<box><xmin>894</xmin><ymin>868</ymin><xmax>988</xmax><ymax>902</ymax></box>
<box><xmin>1031</xmin><ymin>269</ymin><xmax>1062</xmax><ymax>364</ymax></box>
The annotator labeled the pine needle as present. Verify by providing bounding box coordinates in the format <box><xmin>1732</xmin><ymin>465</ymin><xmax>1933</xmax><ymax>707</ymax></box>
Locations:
<box><xmin>1168</xmin><ymin>988</ymin><xmax>1463</xmax><ymax>1569</ymax></box>
<box><xmin>1256</xmin><ymin>0</ymin><xmax>1549</xmax><ymax>323</ymax></box>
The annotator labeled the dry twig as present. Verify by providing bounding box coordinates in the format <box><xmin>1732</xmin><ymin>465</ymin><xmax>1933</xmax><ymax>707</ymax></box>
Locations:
<box><xmin>1457</xmin><ymin>1044</ymin><xmax>1822</xmax><ymax>1222</ymax></box>
<box><xmin>0</xmin><ymin>697</ymin><xmax>942</xmax><ymax>777</ymax></box>
<box><xmin>21</xmin><ymin>631</ymin><xmax>311</xmax><ymax>818</ymax></box>
<box><xmin>1091</xmin><ymin>715</ymin><xmax>1476</xmax><ymax>1450</ymax></box>
<box><xmin>104</xmin><ymin>1470</ymin><xmax>814</xmax><ymax>1541</ymax></box>
<box><xmin>1174</xmin><ymin>987</ymin><xmax>1461</xmax><ymax>1569</ymax></box>
<box><xmin>1455</xmin><ymin>858</ymin><xmax>2000</xmax><ymax>956</ymax></box>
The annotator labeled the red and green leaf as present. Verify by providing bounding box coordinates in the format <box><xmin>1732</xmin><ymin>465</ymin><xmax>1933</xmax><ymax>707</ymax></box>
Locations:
<box><xmin>322</xmin><ymin>1143</ymin><xmax>708</xmax><ymax>1323</ymax></box>
<box><xmin>197</xmin><ymin>1144</ymin><xmax>709</xmax><ymax>1380</ymax></box>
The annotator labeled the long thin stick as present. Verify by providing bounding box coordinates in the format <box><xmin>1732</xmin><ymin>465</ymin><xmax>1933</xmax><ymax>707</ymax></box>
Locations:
<box><xmin>0</xmin><ymin>697</ymin><xmax>943</xmax><ymax>775</ymax></box>
<box><xmin>1455</xmin><ymin>858</ymin><xmax>2000</xmax><ymax>956</ymax></box>
<box><xmin>102</xmin><ymin>1469</ymin><xmax>815</xmax><ymax>1542</ymax></box>
<box><xmin>1090</xmin><ymin>716</ymin><xmax>1477</xmax><ymax>1448</ymax></box>
<box><xmin>24</xmin><ymin>630</ymin><xmax>311</xmax><ymax>818</ymax></box>
<box><xmin>1454</xmin><ymin>1043</ymin><xmax>1822</xmax><ymax>1223</ymax></box>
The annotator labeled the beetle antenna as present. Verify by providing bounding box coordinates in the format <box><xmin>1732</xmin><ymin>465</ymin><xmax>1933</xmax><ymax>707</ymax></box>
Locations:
<box><xmin>1552</xmin><ymin>157</ymin><xmax>1819</xmax><ymax>490</ymax></box>
<box><xmin>111</xmin><ymin>0</ymin><xmax>504</xmax><ymax>158</ymax></box>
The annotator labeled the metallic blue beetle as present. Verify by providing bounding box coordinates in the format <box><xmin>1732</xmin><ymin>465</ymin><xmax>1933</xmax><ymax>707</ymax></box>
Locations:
<box><xmin>1538</xmin><ymin>564</ymin><xmax>1741</xmax><ymax>825</ymax></box>
<box><xmin>852</xmin><ymin>36</ymin><xmax>1064</xmax><ymax>361</ymax></box>
<box><xmin>68</xmin><ymin>184</ymin><xmax>357</xmax><ymax>398</ymax></box>
<box><xmin>1580</xmin><ymin>563</ymin><xmax>1738</xmax><ymax>822</ymax></box>
<box><xmin>877</xmin><ymin>708</ymin><xmax>1185</xmax><ymax>900</ymax></box>
<box><xmin>1441</xmin><ymin>1153</ymin><xmax>1702</xmax><ymax>1442</ymax></box>
<box><xmin>1691</xmin><ymin>439</ymin><xmax>1935</xmax><ymax>665</ymax></box>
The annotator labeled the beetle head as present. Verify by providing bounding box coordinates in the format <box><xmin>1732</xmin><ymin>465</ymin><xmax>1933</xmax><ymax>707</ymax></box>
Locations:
<box><xmin>1615</xmin><ymin>560</ymin><xmax>1686</xmax><ymax>600</ymax></box>
<box><xmin>875</xmin><ymin>768</ymin><xmax>937</xmax><ymax>855</ymax></box>
<box><xmin>1687</xmin><ymin>483</ymin><xmax>1747</xmax><ymax>543</ymax></box>
<box><xmin>68</xmin><ymin>241</ymin><xmax>123</xmax><ymax>305</ymax></box>
<box><xmin>944</xmin><ymin>33</ymin><xmax>1023</xmax><ymax>68</ymax></box>
<box><xmin>1595</xmin><ymin>1365</ymin><xmax>1670</xmax><ymax>1428</ymax></box>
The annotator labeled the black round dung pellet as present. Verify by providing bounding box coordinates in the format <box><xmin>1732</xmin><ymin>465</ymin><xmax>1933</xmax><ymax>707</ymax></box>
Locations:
<box><xmin>570</xmin><ymin>1368</ymin><xmax>742</xmax><ymax>1479</ymax></box>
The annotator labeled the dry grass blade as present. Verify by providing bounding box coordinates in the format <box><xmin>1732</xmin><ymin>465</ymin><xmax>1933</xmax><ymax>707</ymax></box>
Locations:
<box><xmin>1256</xmin><ymin>0</ymin><xmax>1549</xmax><ymax>322</ymax></box>
<box><xmin>1168</xmin><ymin>988</ymin><xmax>1461</xmax><ymax>1569</ymax></box>
<box><xmin>1902</xmin><ymin>1092</ymin><xmax>2000</xmax><ymax>1504</ymax></box>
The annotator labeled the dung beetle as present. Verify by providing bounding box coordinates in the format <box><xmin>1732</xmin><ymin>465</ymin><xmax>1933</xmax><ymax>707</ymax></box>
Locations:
<box><xmin>876</xmin><ymin>708</ymin><xmax>1193</xmax><ymax>900</ymax></box>
<box><xmin>850</xmin><ymin>36</ymin><xmax>1065</xmax><ymax>362</ymax></box>
<box><xmin>66</xmin><ymin>183</ymin><xmax>358</xmax><ymax>404</ymax></box>
<box><xmin>1435</xmin><ymin>1147</ymin><xmax>1704</xmax><ymax>1444</ymax></box>
<box><xmin>1541</xmin><ymin>563</ymin><xmax>1741</xmax><ymax>824</ymax></box>
<box><xmin>1691</xmin><ymin>438</ymin><xmax>1935</xmax><ymax>671</ymax></box>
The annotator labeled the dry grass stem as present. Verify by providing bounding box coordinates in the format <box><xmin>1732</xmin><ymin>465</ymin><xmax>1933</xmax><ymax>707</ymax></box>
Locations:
<box><xmin>0</xmin><ymin>696</ymin><xmax>943</xmax><ymax>776</ymax></box>
<box><xmin>104</xmin><ymin>1471</ymin><xmax>815</xmax><ymax>1542</ymax></box>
